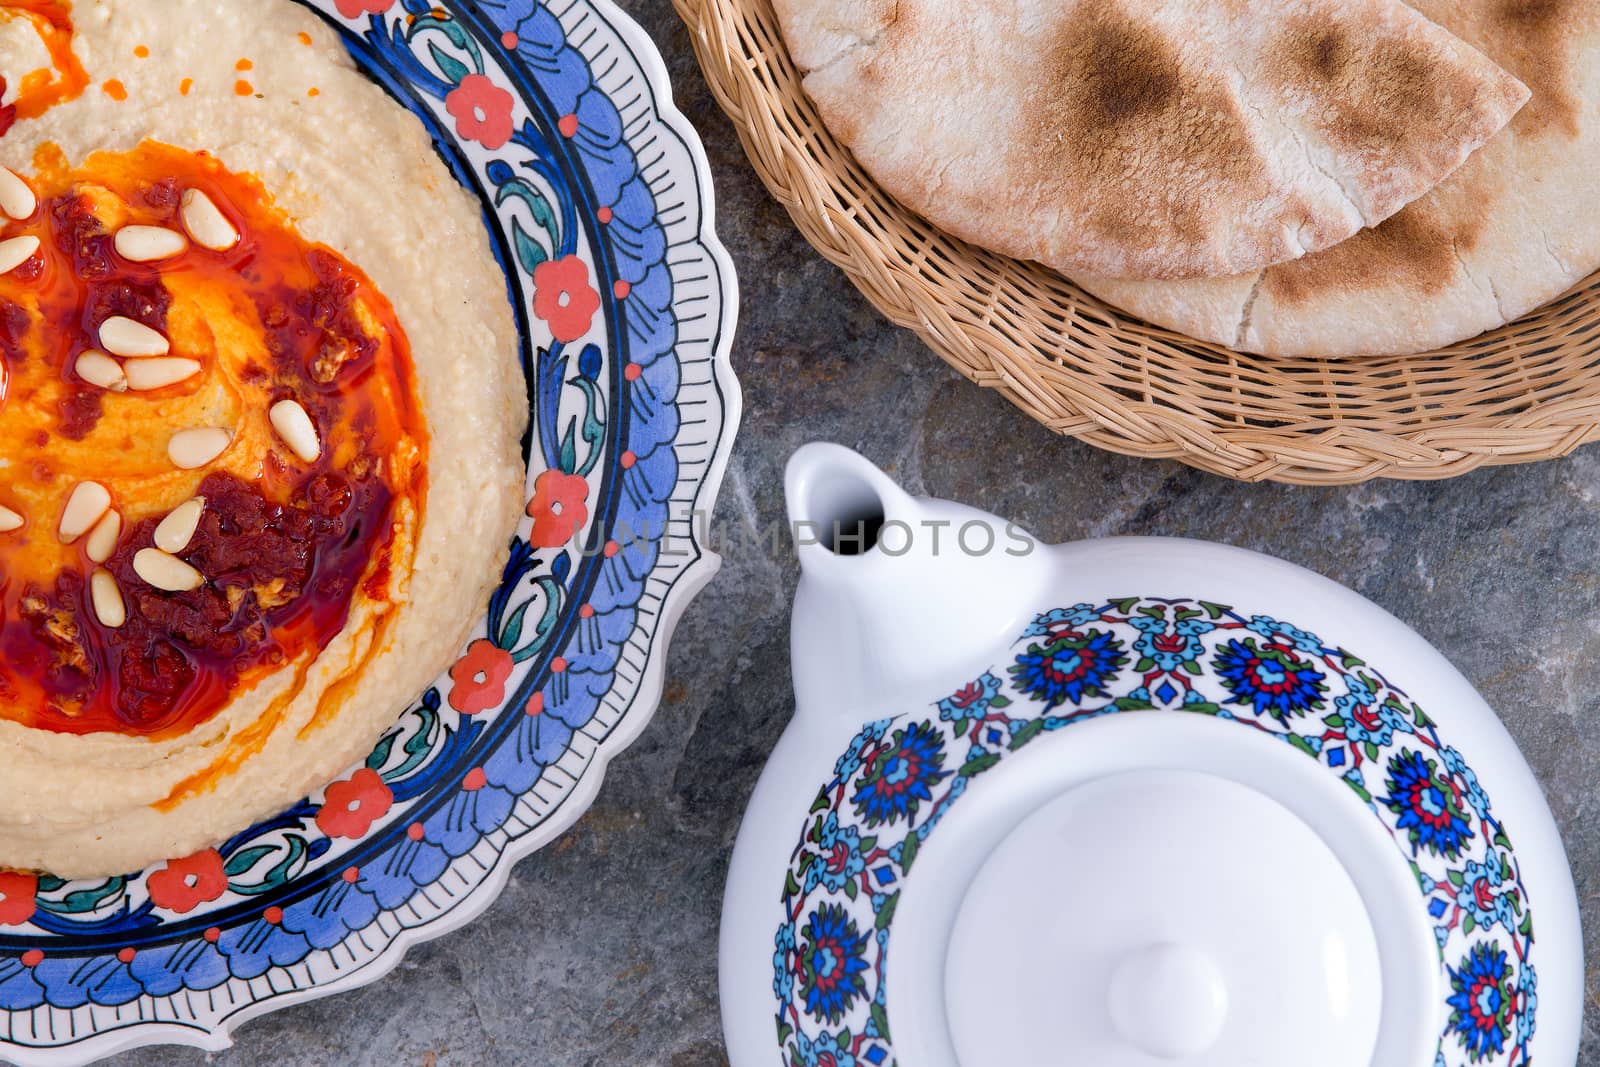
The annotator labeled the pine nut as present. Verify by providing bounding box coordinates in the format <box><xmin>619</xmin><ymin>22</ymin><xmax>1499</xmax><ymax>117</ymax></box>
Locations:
<box><xmin>180</xmin><ymin>188</ymin><xmax>239</xmax><ymax>251</ymax></box>
<box><xmin>114</xmin><ymin>225</ymin><xmax>187</xmax><ymax>262</ymax></box>
<box><xmin>59</xmin><ymin>481</ymin><xmax>111</xmax><ymax>543</ymax></box>
<box><xmin>90</xmin><ymin>569</ymin><xmax>126</xmax><ymax>628</ymax></box>
<box><xmin>99</xmin><ymin>316</ymin><xmax>170</xmax><ymax>358</ymax></box>
<box><xmin>0</xmin><ymin>235</ymin><xmax>39</xmax><ymax>275</ymax></box>
<box><xmin>85</xmin><ymin>508</ymin><xmax>121</xmax><ymax>563</ymax></box>
<box><xmin>0</xmin><ymin>167</ymin><xmax>36</xmax><ymax>220</ymax></box>
<box><xmin>75</xmin><ymin>350</ymin><xmax>128</xmax><ymax>391</ymax></box>
<box><xmin>154</xmin><ymin>496</ymin><xmax>205</xmax><ymax>553</ymax></box>
<box><xmin>167</xmin><ymin>427</ymin><xmax>232</xmax><ymax>469</ymax></box>
<box><xmin>125</xmin><ymin>356</ymin><xmax>201</xmax><ymax>391</ymax></box>
<box><xmin>133</xmin><ymin>548</ymin><xmax>204</xmax><ymax>592</ymax></box>
<box><xmin>0</xmin><ymin>505</ymin><xmax>22</xmax><ymax>532</ymax></box>
<box><xmin>269</xmin><ymin>399</ymin><xmax>321</xmax><ymax>462</ymax></box>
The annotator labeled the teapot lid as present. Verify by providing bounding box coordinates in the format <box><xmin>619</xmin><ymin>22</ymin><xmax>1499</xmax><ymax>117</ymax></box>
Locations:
<box><xmin>947</xmin><ymin>768</ymin><xmax>1381</xmax><ymax>1063</ymax></box>
<box><xmin>888</xmin><ymin>712</ymin><xmax>1438</xmax><ymax>1066</ymax></box>
<box><xmin>719</xmin><ymin>446</ymin><xmax>1580</xmax><ymax>1067</ymax></box>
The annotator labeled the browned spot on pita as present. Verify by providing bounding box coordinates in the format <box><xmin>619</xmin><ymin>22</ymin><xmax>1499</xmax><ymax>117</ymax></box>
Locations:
<box><xmin>1074</xmin><ymin>18</ymin><xmax>1181</xmax><ymax>132</ymax></box>
<box><xmin>1273</xmin><ymin>18</ymin><xmax>1488</xmax><ymax>164</ymax></box>
<box><xmin>1488</xmin><ymin>0</ymin><xmax>1589</xmax><ymax>137</ymax></box>
<box><xmin>1263</xmin><ymin>203</ymin><xmax>1463</xmax><ymax>303</ymax></box>
<box><xmin>1028</xmin><ymin>12</ymin><xmax>1270</xmax><ymax>266</ymax></box>
<box><xmin>1289</xmin><ymin>23</ymin><xmax>1351</xmax><ymax>81</ymax></box>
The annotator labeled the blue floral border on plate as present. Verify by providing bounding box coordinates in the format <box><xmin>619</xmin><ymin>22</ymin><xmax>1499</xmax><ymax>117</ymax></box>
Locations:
<box><xmin>0</xmin><ymin>0</ymin><xmax>738</xmax><ymax>1057</ymax></box>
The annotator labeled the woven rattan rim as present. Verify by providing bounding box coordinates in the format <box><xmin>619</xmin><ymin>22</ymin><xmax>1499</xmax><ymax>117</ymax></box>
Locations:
<box><xmin>675</xmin><ymin>0</ymin><xmax>1600</xmax><ymax>484</ymax></box>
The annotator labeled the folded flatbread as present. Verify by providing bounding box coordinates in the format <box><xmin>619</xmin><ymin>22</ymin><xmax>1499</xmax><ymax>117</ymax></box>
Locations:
<box><xmin>1075</xmin><ymin>1</ymin><xmax>1598</xmax><ymax>355</ymax></box>
<box><xmin>778</xmin><ymin>0</ymin><xmax>1529</xmax><ymax>280</ymax></box>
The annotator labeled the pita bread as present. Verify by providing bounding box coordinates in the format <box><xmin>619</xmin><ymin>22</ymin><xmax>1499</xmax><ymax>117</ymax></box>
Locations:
<box><xmin>1075</xmin><ymin>1</ymin><xmax>1600</xmax><ymax>356</ymax></box>
<box><xmin>777</xmin><ymin>0</ymin><xmax>1528</xmax><ymax>280</ymax></box>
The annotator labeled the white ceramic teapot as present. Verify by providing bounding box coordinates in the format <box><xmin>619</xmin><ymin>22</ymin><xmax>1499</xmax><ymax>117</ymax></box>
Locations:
<box><xmin>720</xmin><ymin>444</ymin><xmax>1581</xmax><ymax>1067</ymax></box>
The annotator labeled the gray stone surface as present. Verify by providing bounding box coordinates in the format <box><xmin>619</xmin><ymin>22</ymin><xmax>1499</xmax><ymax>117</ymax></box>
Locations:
<box><xmin>111</xmin><ymin>2</ymin><xmax>1599</xmax><ymax>1064</ymax></box>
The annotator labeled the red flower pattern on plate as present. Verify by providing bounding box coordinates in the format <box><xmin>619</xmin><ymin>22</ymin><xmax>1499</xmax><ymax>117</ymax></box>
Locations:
<box><xmin>316</xmin><ymin>767</ymin><xmax>395</xmax><ymax>839</ymax></box>
<box><xmin>334</xmin><ymin>0</ymin><xmax>395</xmax><ymax>16</ymax></box>
<box><xmin>146</xmin><ymin>850</ymin><xmax>228</xmax><ymax>914</ymax></box>
<box><xmin>0</xmin><ymin>871</ymin><xmax>38</xmax><ymax>926</ymax></box>
<box><xmin>532</xmin><ymin>255</ymin><xmax>600</xmax><ymax>343</ymax></box>
<box><xmin>448</xmin><ymin>638</ymin><xmax>517</xmax><ymax>714</ymax></box>
<box><xmin>526</xmin><ymin>469</ymin><xmax>590</xmax><ymax>548</ymax></box>
<box><xmin>446</xmin><ymin>73</ymin><xmax>515</xmax><ymax>150</ymax></box>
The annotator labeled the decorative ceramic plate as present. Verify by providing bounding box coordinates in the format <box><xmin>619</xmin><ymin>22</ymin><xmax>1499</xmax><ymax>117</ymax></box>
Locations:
<box><xmin>0</xmin><ymin>0</ymin><xmax>738</xmax><ymax>1061</ymax></box>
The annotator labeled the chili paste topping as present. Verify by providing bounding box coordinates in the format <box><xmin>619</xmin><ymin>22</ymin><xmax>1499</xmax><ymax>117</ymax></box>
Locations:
<box><xmin>0</xmin><ymin>140</ymin><xmax>427</xmax><ymax>737</ymax></box>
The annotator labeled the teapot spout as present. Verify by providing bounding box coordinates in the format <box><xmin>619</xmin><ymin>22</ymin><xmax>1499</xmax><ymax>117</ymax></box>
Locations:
<box><xmin>785</xmin><ymin>443</ymin><xmax>1054</xmax><ymax>724</ymax></box>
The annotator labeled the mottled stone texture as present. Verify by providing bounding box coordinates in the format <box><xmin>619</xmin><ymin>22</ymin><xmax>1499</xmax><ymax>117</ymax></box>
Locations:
<box><xmin>111</xmin><ymin>2</ymin><xmax>1600</xmax><ymax>1064</ymax></box>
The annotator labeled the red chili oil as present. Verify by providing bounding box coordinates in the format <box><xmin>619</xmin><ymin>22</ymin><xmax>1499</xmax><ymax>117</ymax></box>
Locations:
<box><xmin>0</xmin><ymin>1</ymin><xmax>88</xmax><ymax>127</ymax></box>
<box><xmin>0</xmin><ymin>141</ymin><xmax>426</xmax><ymax>737</ymax></box>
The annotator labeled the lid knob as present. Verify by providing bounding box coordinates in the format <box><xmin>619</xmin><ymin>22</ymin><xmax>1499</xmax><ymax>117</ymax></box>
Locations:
<box><xmin>1106</xmin><ymin>943</ymin><xmax>1227</xmax><ymax>1059</ymax></box>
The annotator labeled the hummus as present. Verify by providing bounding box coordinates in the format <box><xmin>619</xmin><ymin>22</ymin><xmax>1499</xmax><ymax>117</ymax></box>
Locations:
<box><xmin>0</xmin><ymin>0</ymin><xmax>527</xmax><ymax>877</ymax></box>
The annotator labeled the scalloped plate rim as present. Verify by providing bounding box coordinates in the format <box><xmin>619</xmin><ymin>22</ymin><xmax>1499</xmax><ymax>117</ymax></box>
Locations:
<box><xmin>0</xmin><ymin>0</ymin><xmax>741</xmax><ymax>1059</ymax></box>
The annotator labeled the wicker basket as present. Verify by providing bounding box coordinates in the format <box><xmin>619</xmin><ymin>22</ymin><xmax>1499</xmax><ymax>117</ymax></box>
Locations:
<box><xmin>674</xmin><ymin>0</ymin><xmax>1600</xmax><ymax>485</ymax></box>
